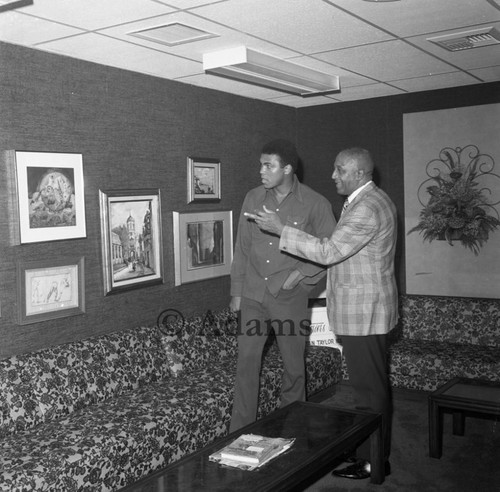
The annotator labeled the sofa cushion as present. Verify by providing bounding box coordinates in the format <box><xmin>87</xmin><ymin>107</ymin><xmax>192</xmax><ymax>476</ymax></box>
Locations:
<box><xmin>399</xmin><ymin>295</ymin><xmax>500</xmax><ymax>347</ymax></box>
<box><xmin>388</xmin><ymin>338</ymin><xmax>500</xmax><ymax>391</ymax></box>
<box><xmin>160</xmin><ymin>309</ymin><xmax>238</xmax><ymax>377</ymax></box>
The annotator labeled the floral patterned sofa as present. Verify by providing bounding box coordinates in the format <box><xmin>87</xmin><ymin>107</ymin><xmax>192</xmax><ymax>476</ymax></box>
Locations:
<box><xmin>0</xmin><ymin>309</ymin><xmax>342</xmax><ymax>492</ymax></box>
<box><xmin>343</xmin><ymin>295</ymin><xmax>500</xmax><ymax>391</ymax></box>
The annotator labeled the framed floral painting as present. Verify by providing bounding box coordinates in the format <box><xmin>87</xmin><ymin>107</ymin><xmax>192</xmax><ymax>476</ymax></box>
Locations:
<box><xmin>403</xmin><ymin>103</ymin><xmax>500</xmax><ymax>298</ymax></box>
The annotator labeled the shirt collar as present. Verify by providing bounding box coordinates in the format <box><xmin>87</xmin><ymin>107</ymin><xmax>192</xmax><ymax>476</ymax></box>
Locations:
<box><xmin>346</xmin><ymin>180</ymin><xmax>372</xmax><ymax>204</ymax></box>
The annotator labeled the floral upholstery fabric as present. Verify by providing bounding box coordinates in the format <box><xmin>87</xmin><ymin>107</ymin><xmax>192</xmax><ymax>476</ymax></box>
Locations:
<box><xmin>0</xmin><ymin>309</ymin><xmax>342</xmax><ymax>492</ymax></box>
<box><xmin>341</xmin><ymin>295</ymin><xmax>500</xmax><ymax>391</ymax></box>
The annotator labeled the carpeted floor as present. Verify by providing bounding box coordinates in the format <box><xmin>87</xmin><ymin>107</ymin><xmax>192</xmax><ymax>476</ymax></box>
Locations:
<box><xmin>303</xmin><ymin>383</ymin><xmax>500</xmax><ymax>492</ymax></box>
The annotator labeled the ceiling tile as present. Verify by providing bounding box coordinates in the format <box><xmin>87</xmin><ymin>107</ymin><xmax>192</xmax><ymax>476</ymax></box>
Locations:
<box><xmin>469</xmin><ymin>65</ymin><xmax>500</xmax><ymax>81</ymax></box>
<box><xmin>194</xmin><ymin>0</ymin><xmax>393</xmax><ymax>53</ymax></box>
<box><xmin>40</xmin><ymin>33</ymin><xmax>202</xmax><ymax>79</ymax></box>
<box><xmin>327</xmin><ymin>0</ymin><xmax>500</xmax><ymax>37</ymax></box>
<box><xmin>98</xmin><ymin>11</ymin><xmax>299</xmax><ymax>61</ymax></box>
<box><xmin>18</xmin><ymin>0</ymin><xmax>174</xmax><ymax>30</ymax></box>
<box><xmin>390</xmin><ymin>72</ymin><xmax>480</xmax><ymax>92</ymax></box>
<box><xmin>0</xmin><ymin>11</ymin><xmax>82</xmax><ymax>44</ymax></box>
<box><xmin>316</xmin><ymin>40</ymin><xmax>457</xmax><ymax>81</ymax></box>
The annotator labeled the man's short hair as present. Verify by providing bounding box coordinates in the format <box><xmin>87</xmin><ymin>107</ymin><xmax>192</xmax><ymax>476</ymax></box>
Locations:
<box><xmin>261</xmin><ymin>139</ymin><xmax>299</xmax><ymax>172</ymax></box>
<box><xmin>338</xmin><ymin>147</ymin><xmax>374</xmax><ymax>174</ymax></box>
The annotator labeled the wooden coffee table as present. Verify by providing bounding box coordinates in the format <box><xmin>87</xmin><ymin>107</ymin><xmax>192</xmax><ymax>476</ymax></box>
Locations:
<box><xmin>119</xmin><ymin>401</ymin><xmax>385</xmax><ymax>491</ymax></box>
<box><xmin>428</xmin><ymin>377</ymin><xmax>500</xmax><ymax>458</ymax></box>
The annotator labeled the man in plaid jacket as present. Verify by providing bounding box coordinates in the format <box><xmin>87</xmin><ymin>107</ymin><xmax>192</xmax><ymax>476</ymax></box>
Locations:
<box><xmin>247</xmin><ymin>147</ymin><xmax>398</xmax><ymax>480</ymax></box>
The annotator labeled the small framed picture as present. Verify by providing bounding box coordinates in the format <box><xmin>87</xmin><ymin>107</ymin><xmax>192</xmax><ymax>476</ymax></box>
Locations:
<box><xmin>173</xmin><ymin>210</ymin><xmax>233</xmax><ymax>285</ymax></box>
<box><xmin>187</xmin><ymin>157</ymin><xmax>221</xmax><ymax>203</ymax></box>
<box><xmin>99</xmin><ymin>189</ymin><xmax>164</xmax><ymax>295</ymax></box>
<box><xmin>8</xmin><ymin>150</ymin><xmax>86</xmax><ymax>243</ymax></box>
<box><xmin>17</xmin><ymin>257</ymin><xmax>85</xmax><ymax>325</ymax></box>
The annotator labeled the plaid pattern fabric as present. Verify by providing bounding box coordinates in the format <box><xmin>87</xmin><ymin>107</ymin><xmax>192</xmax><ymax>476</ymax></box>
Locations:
<box><xmin>281</xmin><ymin>182</ymin><xmax>398</xmax><ymax>336</ymax></box>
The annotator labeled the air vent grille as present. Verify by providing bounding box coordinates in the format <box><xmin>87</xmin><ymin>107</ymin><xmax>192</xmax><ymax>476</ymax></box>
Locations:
<box><xmin>129</xmin><ymin>23</ymin><xmax>216</xmax><ymax>47</ymax></box>
<box><xmin>428</xmin><ymin>27</ymin><xmax>500</xmax><ymax>51</ymax></box>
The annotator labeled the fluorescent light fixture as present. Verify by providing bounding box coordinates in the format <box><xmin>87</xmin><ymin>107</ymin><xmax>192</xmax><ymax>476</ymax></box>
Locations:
<box><xmin>0</xmin><ymin>0</ymin><xmax>33</xmax><ymax>13</ymax></box>
<box><xmin>203</xmin><ymin>47</ymin><xmax>340</xmax><ymax>97</ymax></box>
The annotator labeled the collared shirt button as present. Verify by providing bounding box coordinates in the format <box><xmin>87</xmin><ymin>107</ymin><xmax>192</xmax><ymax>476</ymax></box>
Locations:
<box><xmin>266</xmin><ymin>259</ymin><xmax>270</xmax><ymax>263</ymax></box>
<box><xmin>264</xmin><ymin>277</ymin><xmax>268</xmax><ymax>281</ymax></box>
<box><xmin>269</xmin><ymin>242</ymin><xmax>273</xmax><ymax>245</ymax></box>
<box><xmin>276</xmin><ymin>208</ymin><xmax>279</xmax><ymax>212</ymax></box>
<box><xmin>293</xmin><ymin>221</ymin><xmax>298</xmax><ymax>225</ymax></box>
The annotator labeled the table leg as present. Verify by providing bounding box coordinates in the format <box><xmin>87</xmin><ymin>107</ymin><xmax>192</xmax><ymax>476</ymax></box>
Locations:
<box><xmin>428</xmin><ymin>397</ymin><xmax>443</xmax><ymax>458</ymax></box>
<box><xmin>452</xmin><ymin>411</ymin><xmax>465</xmax><ymax>436</ymax></box>
<box><xmin>369</xmin><ymin>417</ymin><xmax>384</xmax><ymax>484</ymax></box>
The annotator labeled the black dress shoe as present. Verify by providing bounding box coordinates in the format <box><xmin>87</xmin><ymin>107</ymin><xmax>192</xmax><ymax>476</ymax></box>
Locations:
<box><xmin>332</xmin><ymin>459</ymin><xmax>391</xmax><ymax>480</ymax></box>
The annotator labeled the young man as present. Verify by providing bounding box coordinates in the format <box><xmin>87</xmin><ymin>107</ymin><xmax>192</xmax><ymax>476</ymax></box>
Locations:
<box><xmin>229</xmin><ymin>139</ymin><xmax>336</xmax><ymax>432</ymax></box>
<box><xmin>247</xmin><ymin>147</ymin><xmax>398</xmax><ymax>480</ymax></box>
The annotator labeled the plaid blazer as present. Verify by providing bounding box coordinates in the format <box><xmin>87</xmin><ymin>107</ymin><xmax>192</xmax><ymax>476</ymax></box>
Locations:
<box><xmin>280</xmin><ymin>182</ymin><xmax>398</xmax><ymax>336</ymax></box>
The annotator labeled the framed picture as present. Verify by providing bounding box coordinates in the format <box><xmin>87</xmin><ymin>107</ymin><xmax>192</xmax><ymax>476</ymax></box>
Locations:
<box><xmin>173</xmin><ymin>210</ymin><xmax>233</xmax><ymax>285</ymax></box>
<box><xmin>99</xmin><ymin>189</ymin><xmax>164</xmax><ymax>295</ymax></box>
<box><xmin>187</xmin><ymin>157</ymin><xmax>221</xmax><ymax>203</ymax></box>
<box><xmin>9</xmin><ymin>150</ymin><xmax>86</xmax><ymax>243</ymax></box>
<box><xmin>17</xmin><ymin>257</ymin><xmax>85</xmax><ymax>325</ymax></box>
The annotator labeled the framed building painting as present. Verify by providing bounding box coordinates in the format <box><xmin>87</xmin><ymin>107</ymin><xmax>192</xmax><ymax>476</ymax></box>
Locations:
<box><xmin>172</xmin><ymin>210</ymin><xmax>233</xmax><ymax>285</ymax></box>
<box><xmin>403</xmin><ymin>103</ymin><xmax>500</xmax><ymax>298</ymax></box>
<box><xmin>9</xmin><ymin>150</ymin><xmax>87</xmax><ymax>243</ymax></box>
<box><xmin>99</xmin><ymin>189</ymin><xmax>164</xmax><ymax>295</ymax></box>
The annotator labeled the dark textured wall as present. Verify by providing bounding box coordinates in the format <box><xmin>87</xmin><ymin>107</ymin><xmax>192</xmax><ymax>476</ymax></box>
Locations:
<box><xmin>296</xmin><ymin>82</ymin><xmax>500</xmax><ymax>293</ymax></box>
<box><xmin>1</xmin><ymin>40</ymin><xmax>499</xmax><ymax>359</ymax></box>
<box><xmin>0</xmin><ymin>41</ymin><xmax>296</xmax><ymax>358</ymax></box>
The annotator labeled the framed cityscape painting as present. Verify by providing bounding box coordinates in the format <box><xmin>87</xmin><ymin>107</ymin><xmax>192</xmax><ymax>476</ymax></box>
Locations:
<box><xmin>99</xmin><ymin>189</ymin><xmax>164</xmax><ymax>295</ymax></box>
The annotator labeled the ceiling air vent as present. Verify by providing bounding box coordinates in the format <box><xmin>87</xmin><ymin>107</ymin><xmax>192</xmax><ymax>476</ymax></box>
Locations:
<box><xmin>129</xmin><ymin>22</ymin><xmax>217</xmax><ymax>47</ymax></box>
<box><xmin>427</xmin><ymin>27</ymin><xmax>500</xmax><ymax>51</ymax></box>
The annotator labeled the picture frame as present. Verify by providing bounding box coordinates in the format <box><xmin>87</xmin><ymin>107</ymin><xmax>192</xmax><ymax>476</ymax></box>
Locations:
<box><xmin>173</xmin><ymin>210</ymin><xmax>233</xmax><ymax>285</ymax></box>
<box><xmin>99</xmin><ymin>189</ymin><xmax>164</xmax><ymax>295</ymax></box>
<box><xmin>17</xmin><ymin>256</ymin><xmax>85</xmax><ymax>325</ymax></box>
<box><xmin>187</xmin><ymin>157</ymin><xmax>221</xmax><ymax>203</ymax></box>
<box><xmin>8</xmin><ymin>150</ymin><xmax>86</xmax><ymax>243</ymax></box>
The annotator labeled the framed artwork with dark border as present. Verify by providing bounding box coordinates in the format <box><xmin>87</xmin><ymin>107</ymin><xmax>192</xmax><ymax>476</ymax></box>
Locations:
<box><xmin>17</xmin><ymin>256</ymin><xmax>85</xmax><ymax>325</ymax></box>
<box><xmin>8</xmin><ymin>150</ymin><xmax>87</xmax><ymax>243</ymax></box>
<box><xmin>99</xmin><ymin>189</ymin><xmax>164</xmax><ymax>295</ymax></box>
<box><xmin>173</xmin><ymin>210</ymin><xmax>233</xmax><ymax>285</ymax></box>
<box><xmin>187</xmin><ymin>157</ymin><xmax>221</xmax><ymax>203</ymax></box>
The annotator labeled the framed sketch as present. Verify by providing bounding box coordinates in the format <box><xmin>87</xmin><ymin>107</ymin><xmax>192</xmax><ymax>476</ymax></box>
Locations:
<box><xmin>99</xmin><ymin>189</ymin><xmax>164</xmax><ymax>295</ymax></box>
<box><xmin>173</xmin><ymin>210</ymin><xmax>233</xmax><ymax>285</ymax></box>
<box><xmin>8</xmin><ymin>150</ymin><xmax>86</xmax><ymax>243</ymax></box>
<box><xmin>17</xmin><ymin>257</ymin><xmax>85</xmax><ymax>325</ymax></box>
<box><xmin>187</xmin><ymin>157</ymin><xmax>221</xmax><ymax>203</ymax></box>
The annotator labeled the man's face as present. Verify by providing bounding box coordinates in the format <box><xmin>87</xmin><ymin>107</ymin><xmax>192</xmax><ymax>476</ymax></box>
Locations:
<box><xmin>259</xmin><ymin>153</ymin><xmax>287</xmax><ymax>189</ymax></box>
<box><xmin>332</xmin><ymin>155</ymin><xmax>360</xmax><ymax>196</ymax></box>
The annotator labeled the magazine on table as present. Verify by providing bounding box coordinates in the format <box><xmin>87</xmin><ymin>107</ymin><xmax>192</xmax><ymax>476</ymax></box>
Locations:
<box><xmin>209</xmin><ymin>434</ymin><xmax>295</xmax><ymax>470</ymax></box>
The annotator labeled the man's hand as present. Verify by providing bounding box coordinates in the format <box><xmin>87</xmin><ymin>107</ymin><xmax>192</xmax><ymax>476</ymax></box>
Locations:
<box><xmin>282</xmin><ymin>269</ymin><xmax>305</xmax><ymax>290</ymax></box>
<box><xmin>229</xmin><ymin>296</ymin><xmax>241</xmax><ymax>312</ymax></box>
<box><xmin>244</xmin><ymin>205</ymin><xmax>284</xmax><ymax>236</ymax></box>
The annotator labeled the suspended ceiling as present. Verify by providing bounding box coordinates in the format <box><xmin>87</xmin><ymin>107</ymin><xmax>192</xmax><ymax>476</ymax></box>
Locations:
<box><xmin>0</xmin><ymin>0</ymin><xmax>499</xmax><ymax>107</ymax></box>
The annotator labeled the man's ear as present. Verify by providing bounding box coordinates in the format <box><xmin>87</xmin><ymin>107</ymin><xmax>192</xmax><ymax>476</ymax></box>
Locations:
<box><xmin>284</xmin><ymin>164</ymin><xmax>292</xmax><ymax>174</ymax></box>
